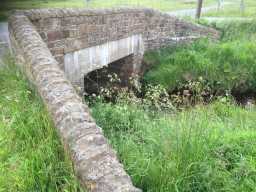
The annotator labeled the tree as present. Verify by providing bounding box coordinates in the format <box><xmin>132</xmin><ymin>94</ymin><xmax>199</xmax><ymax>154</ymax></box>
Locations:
<box><xmin>196</xmin><ymin>0</ymin><xmax>204</xmax><ymax>19</ymax></box>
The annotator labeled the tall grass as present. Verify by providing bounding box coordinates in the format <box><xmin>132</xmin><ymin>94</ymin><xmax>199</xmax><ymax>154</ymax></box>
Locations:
<box><xmin>89</xmin><ymin>20</ymin><xmax>256</xmax><ymax>191</ymax></box>
<box><xmin>0</xmin><ymin>57</ymin><xmax>84</xmax><ymax>191</ymax></box>
<box><xmin>91</xmin><ymin>100</ymin><xmax>256</xmax><ymax>192</ymax></box>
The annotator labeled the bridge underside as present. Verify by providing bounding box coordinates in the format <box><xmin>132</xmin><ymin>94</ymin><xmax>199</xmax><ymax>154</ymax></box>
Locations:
<box><xmin>64</xmin><ymin>34</ymin><xmax>144</xmax><ymax>92</ymax></box>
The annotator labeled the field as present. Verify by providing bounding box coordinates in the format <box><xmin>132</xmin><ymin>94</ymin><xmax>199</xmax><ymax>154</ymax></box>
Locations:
<box><xmin>1</xmin><ymin>0</ymin><xmax>256</xmax><ymax>21</ymax></box>
<box><xmin>204</xmin><ymin>0</ymin><xmax>256</xmax><ymax>17</ymax></box>
<box><xmin>0</xmin><ymin>0</ymin><xmax>216</xmax><ymax>21</ymax></box>
<box><xmin>84</xmin><ymin>0</ymin><xmax>215</xmax><ymax>11</ymax></box>
<box><xmin>0</xmin><ymin>57</ymin><xmax>84</xmax><ymax>191</ymax></box>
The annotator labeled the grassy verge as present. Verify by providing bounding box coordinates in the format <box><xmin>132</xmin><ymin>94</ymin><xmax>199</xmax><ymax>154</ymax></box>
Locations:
<box><xmin>0</xmin><ymin>57</ymin><xmax>84</xmax><ymax>191</ymax></box>
<box><xmin>91</xmin><ymin>100</ymin><xmax>256</xmax><ymax>192</ymax></box>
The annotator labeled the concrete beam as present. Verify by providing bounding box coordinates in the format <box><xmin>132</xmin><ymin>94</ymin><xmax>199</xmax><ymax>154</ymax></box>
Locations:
<box><xmin>64</xmin><ymin>34</ymin><xmax>144</xmax><ymax>88</ymax></box>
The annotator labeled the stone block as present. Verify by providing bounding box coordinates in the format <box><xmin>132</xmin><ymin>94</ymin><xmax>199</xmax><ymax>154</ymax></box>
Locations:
<box><xmin>47</xmin><ymin>31</ymin><xmax>64</xmax><ymax>42</ymax></box>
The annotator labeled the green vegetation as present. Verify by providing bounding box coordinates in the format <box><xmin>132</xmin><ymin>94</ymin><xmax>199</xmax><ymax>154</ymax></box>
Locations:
<box><xmin>0</xmin><ymin>0</ymin><xmax>84</xmax><ymax>21</ymax></box>
<box><xmin>91</xmin><ymin>100</ymin><xmax>256</xmax><ymax>192</ymax></box>
<box><xmin>1</xmin><ymin>2</ymin><xmax>256</xmax><ymax>190</ymax></box>
<box><xmin>204</xmin><ymin>0</ymin><xmax>256</xmax><ymax>17</ymax></box>
<box><xmin>2</xmin><ymin>0</ymin><xmax>256</xmax><ymax>21</ymax></box>
<box><xmin>144</xmin><ymin>20</ymin><xmax>256</xmax><ymax>96</ymax></box>
<box><xmin>0</xmin><ymin>0</ymin><xmax>216</xmax><ymax>21</ymax></box>
<box><xmin>0</xmin><ymin>57</ymin><xmax>84</xmax><ymax>191</ymax></box>
<box><xmin>85</xmin><ymin>0</ymin><xmax>215</xmax><ymax>12</ymax></box>
<box><xmin>88</xmin><ymin>20</ymin><xmax>256</xmax><ymax>191</ymax></box>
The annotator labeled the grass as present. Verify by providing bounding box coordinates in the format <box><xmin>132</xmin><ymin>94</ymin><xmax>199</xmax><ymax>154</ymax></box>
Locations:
<box><xmin>0</xmin><ymin>57</ymin><xmax>84</xmax><ymax>191</ymax></box>
<box><xmin>91</xmin><ymin>100</ymin><xmax>256</xmax><ymax>192</ymax></box>
<box><xmin>204</xmin><ymin>0</ymin><xmax>256</xmax><ymax>17</ymax></box>
<box><xmin>2</xmin><ymin>0</ymin><xmax>255</xmax><ymax>21</ymax></box>
<box><xmin>85</xmin><ymin>0</ymin><xmax>216</xmax><ymax>11</ymax></box>
<box><xmin>1</xmin><ymin>3</ymin><xmax>256</xmax><ymax>191</ymax></box>
<box><xmin>88</xmin><ymin>20</ymin><xmax>256</xmax><ymax>191</ymax></box>
<box><xmin>0</xmin><ymin>0</ymin><xmax>217</xmax><ymax>21</ymax></box>
<box><xmin>0</xmin><ymin>0</ymin><xmax>84</xmax><ymax>21</ymax></box>
<box><xmin>143</xmin><ymin>20</ymin><xmax>256</xmax><ymax>95</ymax></box>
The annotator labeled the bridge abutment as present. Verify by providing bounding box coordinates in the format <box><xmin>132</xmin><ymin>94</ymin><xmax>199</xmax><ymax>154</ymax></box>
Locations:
<box><xmin>64</xmin><ymin>34</ymin><xmax>144</xmax><ymax>93</ymax></box>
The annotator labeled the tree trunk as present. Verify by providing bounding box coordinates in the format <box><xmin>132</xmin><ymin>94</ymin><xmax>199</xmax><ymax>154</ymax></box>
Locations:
<box><xmin>196</xmin><ymin>0</ymin><xmax>203</xmax><ymax>19</ymax></box>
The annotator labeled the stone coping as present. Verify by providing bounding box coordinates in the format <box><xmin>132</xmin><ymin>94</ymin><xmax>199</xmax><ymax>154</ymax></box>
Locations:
<box><xmin>13</xmin><ymin>7</ymin><xmax>170</xmax><ymax>21</ymax></box>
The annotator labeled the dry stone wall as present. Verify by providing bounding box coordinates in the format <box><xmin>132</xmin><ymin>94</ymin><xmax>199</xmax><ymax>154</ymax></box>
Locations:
<box><xmin>9</xmin><ymin>8</ymin><xmax>219</xmax><ymax>192</ymax></box>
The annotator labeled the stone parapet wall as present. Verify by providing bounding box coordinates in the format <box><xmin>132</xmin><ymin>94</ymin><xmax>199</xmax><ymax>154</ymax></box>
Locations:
<box><xmin>9</xmin><ymin>13</ymin><xmax>141</xmax><ymax>192</ymax></box>
<box><xmin>143</xmin><ymin>10</ymin><xmax>219</xmax><ymax>50</ymax></box>
<box><xmin>14</xmin><ymin>8</ymin><xmax>219</xmax><ymax>69</ymax></box>
<box><xmin>15</xmin><ymin>8</ymin><xmax>147</xmax><ymax>69</ymax></box>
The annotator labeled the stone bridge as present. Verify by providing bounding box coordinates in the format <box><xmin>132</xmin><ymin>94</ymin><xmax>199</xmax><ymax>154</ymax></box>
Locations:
<box><xmin>9</xmin><ymin>8</ymin><xmax>219</xmax><ymax>192</ymax></box>
<box><xmin>16</xmin><ymin>8</ymin><xmax>218</xmax><ymax>91</ymax></box>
